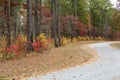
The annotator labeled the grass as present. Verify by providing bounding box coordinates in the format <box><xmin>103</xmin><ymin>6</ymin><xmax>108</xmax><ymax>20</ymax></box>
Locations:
<box><xmin>0</xmin><ymin>41</ymin><xmax>102</xmax><ymax>80</ymax></box>
<box><xmin>110</xmin><ymin>43</ymin><xmax>120</xmax><ymax>49</ymax></box>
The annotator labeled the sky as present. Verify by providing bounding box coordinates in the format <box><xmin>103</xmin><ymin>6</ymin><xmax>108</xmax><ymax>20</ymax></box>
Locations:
<box><xmin>110</xmin><ymin>0</ymin><xmax>117</xmax><ymax>4</ymax></box>
<box><xmin>110</xmin><ymin>0</ymin><xmax>117</xmax><ymax>7</ymax></box>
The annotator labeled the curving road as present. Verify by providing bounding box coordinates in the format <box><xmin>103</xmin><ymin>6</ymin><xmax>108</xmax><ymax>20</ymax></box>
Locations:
<box><xmin>28</xmin><ymin>42</ymin><xmax>120</xmax><ymax>80</ymax></box>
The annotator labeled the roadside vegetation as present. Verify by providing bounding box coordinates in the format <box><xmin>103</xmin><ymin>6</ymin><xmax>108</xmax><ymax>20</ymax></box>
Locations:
<box><xmin>0</xmin><ymin>41</ymin><xmax>101</xmax><ymax>80</ymax></box>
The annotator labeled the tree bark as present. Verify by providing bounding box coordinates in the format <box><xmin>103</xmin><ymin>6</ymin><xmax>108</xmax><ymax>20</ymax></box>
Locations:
<box><xmin>27</xmin><ymin>0</ymin><xmax>33</xmax><ymax>51</ymax></box>
<box><xmin>14</xmin><ymin>7</ymin><xmax>18</xmax><ymax>39</ymax></box>
<box><xmin>51</xmin><ymin>0</ymin><xmax>54</xmax><ymax>38</ymax></box>
<box><xmin>35</xmin><ymin>0</ymin><xmax>39</xmax><ymax>38</ymax></box>
<box><xmin>52</xmin><ymin>0</ymin><xmax>58</xmax><ymax>47</ymax></box>
<box><xmin>6</xmin><ymin>0</ymin><xmax>11</xmax><ymax>47</ymax></box>
<box><xmin>57</xmin><ymin>0</ymin><xmax>61</xmax><ymax>46</ymax></box>
<box><xmin>74</xmin><ymin>0</ymin><xmax>77</xmax><ymax>18</ymax></box>
<box><xmin>39</xmin><ymin>0</ymin><xmax>42</xmax><ymax>34</ymax></box>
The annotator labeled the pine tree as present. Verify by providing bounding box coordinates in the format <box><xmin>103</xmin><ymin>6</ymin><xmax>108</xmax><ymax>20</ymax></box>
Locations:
<box><xmin>6</xmin><ymin>0</ymin><xmax>11</xmax><ymax>47</ymax></box>
<box><xmin>27</xmin><ymin>0</ymin><xmax>33</xmax><ymax>51</ymax></box>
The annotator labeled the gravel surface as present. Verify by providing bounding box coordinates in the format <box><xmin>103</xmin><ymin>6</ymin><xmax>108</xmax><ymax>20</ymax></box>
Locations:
<box><xmin>28</xmin><ymin>42</ymin><xmax>120</xmax><ymax>80</ymax></box>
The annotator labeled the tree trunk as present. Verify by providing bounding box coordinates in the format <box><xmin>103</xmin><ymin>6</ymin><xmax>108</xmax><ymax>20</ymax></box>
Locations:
<box><xmin>88</xmin><ymin>13</ymin><xmax>92</xmax><ymax>40</ymax></box>
<box><xmin>27</xmin><ymin>0</ymin><xmax>33</xmax><ymax>51</ymax></box>
<box><xmin>39</xmin><ymin>0</ymin><xmax>42</xmax><ymax>34</ymax></box>
<box><xmin>57</xmin><ymin>0</ymin><xmax>61</xmax><ymax>46</ymax></box>
<box><xmin>74</xmin><ymin>0</ymin><xmax>77</xmax><ymax>18</ymax></box>
<box><xmin>52</xmin><ymin>0</ymin><xmax>58</xmax><ymax>47</ymax></box>
<box><xmin>51</xmin><ymin>0</ymin><xmax>54</xmax><ymax>38</ymax></box>
<box><xmin>35</xmin><ymin>0</ymin><xmax>39</xmax><ymax>38</ymax></box>
<box><xmin>14</xmin><ymin>7</ymin><xmax>18</xmax><ymax>39</ymax></box>
<box><xmin>6</xmin><ymin>0</ymin><xmax>11</xmax><ymax>47</ymax></box>
<box><xmin>93</xmin><ymin>15</ymin><xmax>96</xmax><ymax>40</ymax></box>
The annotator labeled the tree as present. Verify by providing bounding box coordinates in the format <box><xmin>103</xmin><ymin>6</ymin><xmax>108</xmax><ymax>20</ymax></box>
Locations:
<box><xmin>34</xmin><ymin>0</ymin><xmax>39</xmax><ymax>38</ymax></box>
<box><xmin>88</xmin><ymin>0</ymin><xmax>113</xmax><ymax>39</ymax></box>
<box><xmin>27</xmin><ymin>0</ymin><xmax>33</xmax><ymax>51</ymax></box>
<box><xmin>6</xmin><ymin>0</ymin><xmax>11</xmax><ymax>47</ymax></box>
<box><xmin>57</xmin><ymin>0</ymin><xmax>61</xmax><ymax>46</ymax></box>
<box><xmin>51</xmin><ymin>0</ymin><xmax>58</xmax><ymax>47</ymax></box>
<box><xmin>52</xmin><ymin>0</ymin><xmax>61</xmax><ymax>47</ymax></box>
<box><xmin>60</xmin><ymin>0</ymin><xmax>88</xmax><ymax>24</ymax></box>
<box><xmin>77</xmin><ymin>0</ymin><xmax>88</xmax><ymax>23</ymax></box>
<box><xmin>39</xmin><ymin>0</ymin><xmax>42</xmax><ymax>34</ymax></box>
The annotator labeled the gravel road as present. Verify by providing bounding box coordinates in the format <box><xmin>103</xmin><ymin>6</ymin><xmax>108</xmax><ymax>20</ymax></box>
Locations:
<box><xmin>28</xmin><ymin>42</ymin><xmax>120</xmax><ymax>80</ymax></box>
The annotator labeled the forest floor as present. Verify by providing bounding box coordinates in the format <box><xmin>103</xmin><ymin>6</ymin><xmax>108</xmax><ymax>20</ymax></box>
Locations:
<box><xmin>0</xmin><ymin>41</ymin><xmax>104</xmax><ymax>80</ymax></box>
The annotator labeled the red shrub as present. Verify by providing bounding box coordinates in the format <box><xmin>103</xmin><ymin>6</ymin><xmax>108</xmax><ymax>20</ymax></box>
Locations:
<box><xmin>32</xmin><ymin>39</ymin><xmax>43</xmax><ymax>52</ymax></box>
<box><xmin>7</xmin><ymin>45</ymin><xmax>20</xmax><ymax>55</ymax></box>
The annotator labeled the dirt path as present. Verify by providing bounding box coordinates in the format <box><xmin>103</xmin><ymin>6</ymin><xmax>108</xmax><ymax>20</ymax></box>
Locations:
<box><xmin>28</xmin><ymin>42</ymin><xmax>120</xmax><ymax>80</ymax></box>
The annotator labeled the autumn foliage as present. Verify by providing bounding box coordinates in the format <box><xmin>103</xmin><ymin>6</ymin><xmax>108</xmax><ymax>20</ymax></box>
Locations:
<box><xmin>61</xmin><ymin>15</ymin><xmax>87</xmax><ymax>36</ymax></box>
<box><xmin>32</xmin><ymin>39</ymin><xmax>43</xmax><ymax>52</ymax></box>
<box><xmin>0</xmin><ymin>34</ymin><xmax>50</xmax><ymax>59</ymax></box>
<box><xmin>6</xmin><ymin>35</ymin><xmax>27</xmax><ymax>56</ymax></box>
<box><xmin>32</xmin><ymin>34</ymin><xmax>48</xmax><ymax>53</ymax></box>
<box><xmin>61</xmin><ymin>37</ymin><xmax>67</xmax><ymax>45</ymax></box>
